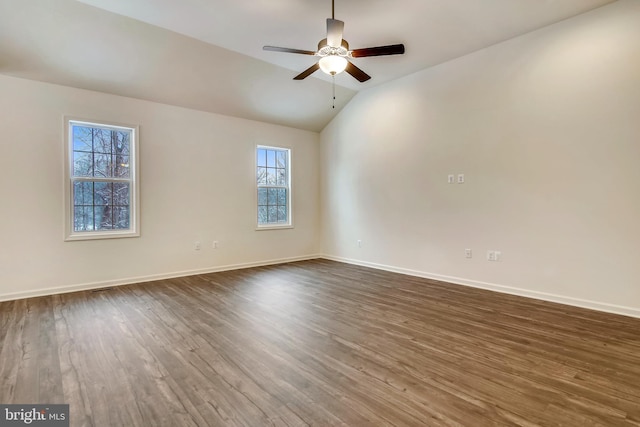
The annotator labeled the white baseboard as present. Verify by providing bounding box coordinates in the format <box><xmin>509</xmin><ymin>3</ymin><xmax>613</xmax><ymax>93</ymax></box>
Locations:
<box><xmin>5</xmin><ymin>253</ymin><xmax>639</xmax><ymax>319</ymax></box>
<box><xmin>0</xmin><ymin>254</ymin><xmax>322</xmax><ymax>302</ymax></box>
<box><xmin>321</xmin><ymin>254</ymin><xmax>640</xmax><ymax>319</ymax></box>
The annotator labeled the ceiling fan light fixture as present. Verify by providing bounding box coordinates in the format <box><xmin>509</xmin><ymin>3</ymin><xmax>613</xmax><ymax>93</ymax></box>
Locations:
<box><xmin>319</xmin><ymin>55</ymin><xmax>348</xmax><ymax>76</ymax></box>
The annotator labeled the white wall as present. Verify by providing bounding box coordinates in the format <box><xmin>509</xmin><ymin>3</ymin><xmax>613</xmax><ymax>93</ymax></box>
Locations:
<box><xmin>320</xmin><ymin>0</ymin><xmax>640</xmax><ymax>316</ymax></box>
<box><xmin>0</xmin><ymin>75</ymin><xmax>320</xmax><ymax>300</ymax></box>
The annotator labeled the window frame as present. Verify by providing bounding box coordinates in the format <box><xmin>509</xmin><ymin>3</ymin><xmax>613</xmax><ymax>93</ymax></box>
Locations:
<box><xmin>63</xmin><ymin>117</ymin><xmax>140</xmax><ymax>241</ymax></box>
<box><xmin>255</xmin><ymin>145</ymin><xmax>293</xmax><ymax>230</ymax></box>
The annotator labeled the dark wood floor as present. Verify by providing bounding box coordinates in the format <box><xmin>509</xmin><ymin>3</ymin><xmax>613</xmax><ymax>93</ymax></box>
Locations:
<box><xmin>1</xmin><ymin>259</ymin><xmax>639</xmax><ymax>426</ymax></box>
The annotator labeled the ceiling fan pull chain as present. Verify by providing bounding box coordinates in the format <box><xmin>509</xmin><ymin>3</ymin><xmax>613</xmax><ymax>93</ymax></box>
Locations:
<box><xmin>332</xmin><ymin>75</ymin><xmax>336</xmax><ymax>109</ymax></box>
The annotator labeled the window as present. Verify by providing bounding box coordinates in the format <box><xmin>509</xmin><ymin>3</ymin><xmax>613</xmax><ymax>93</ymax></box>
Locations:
<box><xmin>256</xmin><ymin>146</ymin><xmax>291</xmax><ymax>228</ymax></box>
<box><xmin>64</xmin><ymin>118</ymin><xmax>139</xmax><ymax>240</ymax></box>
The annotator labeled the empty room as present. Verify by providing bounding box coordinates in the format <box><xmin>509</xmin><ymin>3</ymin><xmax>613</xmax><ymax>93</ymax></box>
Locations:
<box><xmin>1</xmin><ymin>0</ymin><xmax>639</xmax><ymax>425</ymax></box>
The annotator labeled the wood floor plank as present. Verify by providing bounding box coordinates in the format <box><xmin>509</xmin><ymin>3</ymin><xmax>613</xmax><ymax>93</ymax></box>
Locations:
<box><xmin>35</xmin><ymin>297</ymin><xmax>63</xmax><ymax>403</ymax></box>
<box><xmin>0</xmin><ymin>300</ymin><xmax>24</xmax><ymax>401</ymax></box>
<box><xmin>1</xmin><ymin>259</ymin><xmax>639</xmax><ymax>426</ymax></box>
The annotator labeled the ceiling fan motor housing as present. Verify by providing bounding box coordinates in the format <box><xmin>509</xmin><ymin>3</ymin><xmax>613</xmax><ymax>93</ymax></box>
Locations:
<box><xmin>317</xmin><ymin>38</ymin><xmax>350</xmax><ymax>57</ymax></box>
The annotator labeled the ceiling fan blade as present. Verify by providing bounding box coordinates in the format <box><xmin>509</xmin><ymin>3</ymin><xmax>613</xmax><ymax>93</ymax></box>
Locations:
<box><xmin>263</xmin><ymin>46</ymin><xmax>317</xmax><ymax>56</ymax></box>
<box><xmin>345</xmin><ymin>61</ymin><xmax>371</xmax><ymax>82</ymax></box>
<box><xmin>326</xmin><ymin>18</ymin><xmax>344</xmax><ymax>48</ymax></box>
<box><xmin>293</xmin><ymin>63</ymin><xmax>320</xmax><ymax>80</ymax></box>
<box><xmin>350</xmin><ymin>44</ymin><xmax>405</xmax><ymax>58</ymax></box>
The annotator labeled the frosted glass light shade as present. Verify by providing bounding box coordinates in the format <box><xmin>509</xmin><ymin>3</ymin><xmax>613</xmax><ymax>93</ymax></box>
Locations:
<box><xmin>319</xmin><ymin>55</ymin><xmax>348</xmax><ymax>75</ymax></box>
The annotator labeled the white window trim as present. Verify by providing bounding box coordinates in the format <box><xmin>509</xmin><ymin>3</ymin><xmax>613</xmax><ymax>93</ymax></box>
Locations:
<box><xmin>255</xmin><ymin>144</ymin><xmax>293</xmax><ymax>230</ymax></box>
<box><xmin>63</xmin><ymin>117</ymin><xmax>140</xmax><ymax>241</ymax></box>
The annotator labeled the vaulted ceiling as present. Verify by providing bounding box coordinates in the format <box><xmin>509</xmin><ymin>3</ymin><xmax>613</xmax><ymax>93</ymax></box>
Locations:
<box><xmin>0</xmin><ymin>0</ymin><xmax>615</xmax><ymax>132</ymax></box>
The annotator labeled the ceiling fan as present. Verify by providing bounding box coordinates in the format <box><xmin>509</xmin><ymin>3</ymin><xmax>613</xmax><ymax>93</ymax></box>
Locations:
<box><xmin>263</xmin><ymin>0</ymin><xmax>405</xmax><ymax>82</ymax></box>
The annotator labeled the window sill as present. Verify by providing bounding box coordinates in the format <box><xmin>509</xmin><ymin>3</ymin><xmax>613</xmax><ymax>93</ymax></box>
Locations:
<box><xmin>255</xmin><ymin>224</ymin><xmax>294</xmax><ymax>231</ymax></box>
<box><xmin>65</xmin><ymin>230</ymin><xmax>140</xmax><ymax>241</ymax></box>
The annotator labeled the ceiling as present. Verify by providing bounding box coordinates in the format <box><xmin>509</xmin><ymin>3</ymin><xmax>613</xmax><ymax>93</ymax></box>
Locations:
<box><xmin>0</xmin><ymin>0</ymin><xmax>615</xmax><ymax>132</ymax></box>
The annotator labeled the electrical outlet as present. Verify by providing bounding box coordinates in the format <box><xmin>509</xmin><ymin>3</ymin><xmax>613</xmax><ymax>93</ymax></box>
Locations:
<box><xmin>457</xmin><ymin>174</ymin><xmax>465</xmax><ymax>184</ymax></box>
<box><xmin>487</xmin><ymin>250</ymin><xmax>501</xmax><ymax>261</ymax></box>
<box><xmin>213</xmin><ymin>241</ymin><xmax>218</xmax><ymax>249</ymax></box>
<box><xmin>448</xmin><ymin>174</ymin><xmax>455</xmax><ymax>184</ymax></box>
<box><xmin>194</xmin><ymin>241</ymin><xmax>201</xmax><ymax>251</ymax></box>
<box><xmin>465</xmin><ymin>249</ymin><xmax>472</xmax><ymax>259</ymax></box>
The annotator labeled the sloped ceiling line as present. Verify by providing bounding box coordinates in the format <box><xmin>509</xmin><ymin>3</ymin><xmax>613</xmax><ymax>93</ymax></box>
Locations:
<box><xmin>0</xmin><ymin>0</ymin><xmax>615</xmax><ymax>131</ymax></box>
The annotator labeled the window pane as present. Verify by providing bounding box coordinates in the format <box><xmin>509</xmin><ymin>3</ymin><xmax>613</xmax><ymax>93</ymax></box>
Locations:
<box><xmin>113</xmin><ymin>155</ymin><xmax>130</xmax><ymax>178</ymax></box>
<box><xmin>277</xmin><ymin>206</ymin><xmax>287</xmax><ymax>223</ymax></box>
<box><xmin>92</xmin><ymin>129</ymin><xmax>112</xmax><ymax>154</ymax></box>
<box><xmin>277</xmin><ymin>168</ymin><xmax>286</xmax><ymax>186</ymax></box>
<box><xmin>73</xmin><ymin>181</ymin><xmax>92</xmax><ymax>205</ymax></box>
<box><xmin>72</xmin><ymin>126</ymin><xmax>93</xmax><ymax>152</ymax></box>
<box><xmin>277</xmin><ymin>188</ymin><xmax>287</xmax><ymax>206</ymax></box>
<box><xmin>267</xmin><ymin>188</ymin><xmax>278</xmax><ymax>205</ymax></box>
<box><xmin>94</xmin><ymin>153</ymin><xmax>112</xmax><ymax>177</ymax></box>
<box><xmin>73</xmin><ymin>206</ymin><xmax>83</xmax><ymax>231</ymax></box>
<box><xmin>258</xmin><ymin>206</ymin><xmax>268</xmax><ymax>224</ymax></box>
<box><xmin>257</xmin><ymin>148</ymin><xmax>266</xmax><ymax>167</ymax></box>
<box><xmin>73</xmin><ymin>151</ymin><xmax>93</xmax><ymax>177</ymax></box>
<box><xmin>113</xmin><ymin>183</ymin><xmax>130</xmax><ymax>206</ymax></box>
<box><xmin>268</xmin><ymin>206</ymin><xmax>278</xmax><ymax>223</ymax></box>
<box><xmin>114</xmin><ymin>206</ymin><xmax>130</xmax><ymax>229</ymax></box>
<box><xmin>93</xmin><ymin>182</ymin><xmax>112</xmax><ymax>206</ymax></box>
<box><xmin>115</xmin><ymin>131</ymin><xmax>130</xmax><ymax>156</ymax></box>
<box><xmin>74</xmin><ymin>206</ymin><xmax>94</xmax><ymax>232</ymax></box>
<box><xmin>266</xmin><ymin>168</ymin><xmax>276</xmax><ymax>185</ymax></box>
<box><xmin>257</xmin><ymin>167</ymin><xmax>267</xmax><ymax>185</ymax></box>
<box><xmin>267</xmin><ymin>150</ymin><xmax>276</xmax><ymax>167</ymax></box>
<box><xmin>257</xmin><ymin>188</ymin><xmax>267</xmax><ymax>206</ymax></box>
<box><xmin>276</xmin><ymin>151</ymin><xmax>286</xmax><ymax>168</ymax></box>
<box><xmin>94</xmin><ymin>205</ymin><xmax>112</xmax><ymax>230</ymax></box>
